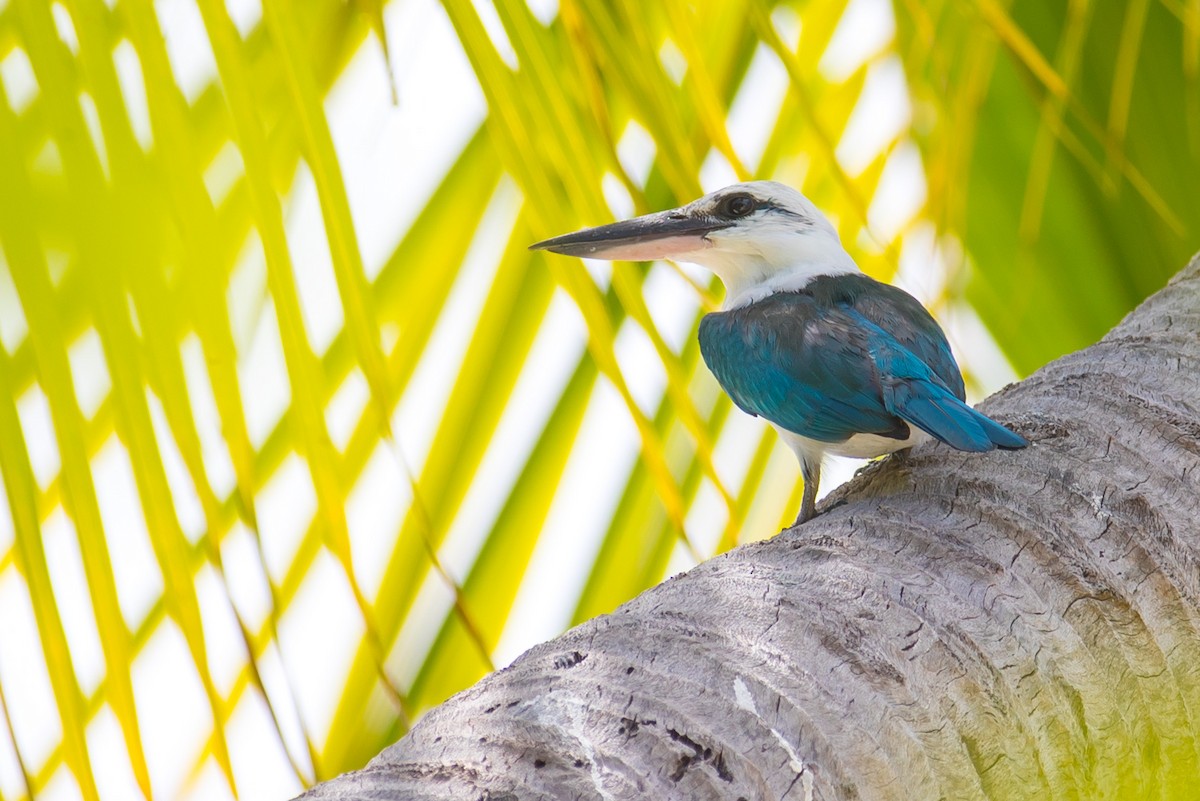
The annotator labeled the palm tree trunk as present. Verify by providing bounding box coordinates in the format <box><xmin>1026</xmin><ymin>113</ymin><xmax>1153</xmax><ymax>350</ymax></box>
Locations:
<box><xmin>299</xmin><ymin>254</ymin><xmax>1200</xmax><ymax>801</ymax></box>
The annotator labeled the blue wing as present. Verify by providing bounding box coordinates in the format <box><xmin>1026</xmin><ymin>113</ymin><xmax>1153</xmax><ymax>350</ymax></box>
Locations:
<box><xmin>699</xmin><ymin>293</ymin><xmax>907</xmax><ymax>442</ymax></box>
<box><xmin>805</xmin><ymin>273</ymin><xmax>964</xmax><ymax>398</ymax></box>
<box><xmin>698</xmin><ymin>275</ymin><xmax>1027</xmax><ymax>451</ymax></box>
<box><xmin>853</xmin><ymin>311</ymin><xmax>1028</xmax><ymax>451</ymax></box>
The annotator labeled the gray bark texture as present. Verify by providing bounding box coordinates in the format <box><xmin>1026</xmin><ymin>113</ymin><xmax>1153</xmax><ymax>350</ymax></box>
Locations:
<box><xmin>299</xmin><ymin>255</ymin><xmax>1200</xmax><ymax>801</ymax></box>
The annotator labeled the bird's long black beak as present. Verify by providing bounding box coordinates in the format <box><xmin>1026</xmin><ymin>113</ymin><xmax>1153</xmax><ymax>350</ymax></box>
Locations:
<box><xmin>529</xmin><ymin>209</ymin><xmax>729</xmax><ymax>261</ymax></box>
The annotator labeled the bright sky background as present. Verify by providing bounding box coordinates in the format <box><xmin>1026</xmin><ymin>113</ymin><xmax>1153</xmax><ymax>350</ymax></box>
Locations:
<box><xmin>0</xmin><ymin>0</ymin><xmax>1019</xmax><ymax>798</ymax></box>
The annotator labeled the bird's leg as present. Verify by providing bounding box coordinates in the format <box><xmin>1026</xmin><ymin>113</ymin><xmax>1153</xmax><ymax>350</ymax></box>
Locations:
<box><xmin>793</xmin><ymin>456</ymin><xmax>821</xmax><ymax>527</ymax></box>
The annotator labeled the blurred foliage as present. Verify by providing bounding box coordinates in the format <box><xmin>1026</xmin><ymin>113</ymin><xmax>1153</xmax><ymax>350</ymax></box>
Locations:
<box><xmin>897</xmin><ymin>0</ymin><xmax>1200</xmax><ymax>373</ymax></box>
<box><xmin>0</xmin><ymin>0</ymin><xmax>1194</xmax><ymax>798</ymax></box>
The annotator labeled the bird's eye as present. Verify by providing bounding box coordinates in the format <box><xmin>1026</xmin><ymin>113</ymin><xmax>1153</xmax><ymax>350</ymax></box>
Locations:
<box><xmin>721</xmin><ymin>194</ymin><xmax>756</xmax><ymax>218</ymax></box>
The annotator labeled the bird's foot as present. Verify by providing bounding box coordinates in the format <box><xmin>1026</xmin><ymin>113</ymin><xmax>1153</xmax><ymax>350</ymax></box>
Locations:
<box><xmin>784</xmin><ymin>497</ymin><xmax>849</xmax><ymax>531</ymax></box>
<box><xmin>789</xmin><ymin>503</ymin><xmax>816</xmax><ymax>529</ymax></box>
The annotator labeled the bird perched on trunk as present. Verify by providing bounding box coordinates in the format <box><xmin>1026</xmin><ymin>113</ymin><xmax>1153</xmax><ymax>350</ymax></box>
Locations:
<box><xmin>531</xmin><ymin>181</ymin><xmax>1027</xmax><ymax>526</ymax></box>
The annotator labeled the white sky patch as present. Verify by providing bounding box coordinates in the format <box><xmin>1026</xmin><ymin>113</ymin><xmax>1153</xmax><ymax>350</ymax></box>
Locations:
<box><xmin>472</xmin><ymin>0</ymin><xmax>518</xmax><ymax>70</ymax></box>
<box><xmin>725</xmin><ymin>44</ymin><xmax>789</xmax><ymax>173</ymax></box>
<box><xmin>616</xmin><ymin>120</ymin><xmax>656</xmax><ymax>189</ymax></box>
<box><xmin>146</xmin><ymin>388</ymin><xmax>207</xmax><ymax>543</ymax></box>
<box><xmin>87</xmin><ymin>705</ymin><xmax>143</xmax><ymax>801</ymax></box>
<box><xmin>712</xmin><ymin>403</ymin><xmax>769</xmax><ymax>490</ymax></box>
<box><xmin>0</xmin><ymin>568</ymin><xmax>61</xmax><ymax>770</ymax></box>
<box><xmin>818</xmin><ymin>454</ymin><xmax>863</xmax><ymax>503</ymax></box>
<box><xmin>180</xmin><ymin>760</ymin><xmax>233</xmax><ymax>801</ymax></box>
<box><xmin>0</xmin><ymin>475</ymin><xmax>11</xmax><ymax>556</ymax></box>
<box><xmin>664</xmin><ymin>536</ymin><xmax>700</xmax><ymax>577</ymax></box>
<box><xmin>390</xmin><ymin>564</ymin><xmax>456</xmax><ymax>689</ymax></box>
<box><xmin>15</xmin><ymin>382</ymin><xmax>60</xmax><ymax>491</ymax></box>
<box><xmin>673</xmin><ymin>257</ymin><xmax>716</xmax><ymax>299</ymax></box>
<box><xmin>700</xmin><ymin>148</ymin><xmax>739</xmax><ymax>192</ymax></box>
<box><xmin>0</xmin><ymin>648</ymin><xmax>26</xmax><ymax>798</ymax></box>
<box><xmin>324</xmin><ymin>367</ymin><xmax>370</xmax><ymax>454</ymax></box>
<box><xmin>227</xmin><ymin>0</ymin><xmax>263</xmax><ymax>39</ymax></box>
<box><xmin>867</xmin><ymin>141</ymin><xmax>926</xmax><ymax>243</ymax></box>
<box><xmin>0</xmin><ymin>47</ymin><xmax>38</xmax><ymax>115</ymax></box>
<box><xmin>835</xmin><ymin>56</ymin><xmax>911</xmax><ymax>177</ymax></box>
<box><xmin>227</xmin><ymin>691</ymin><xmax>306</xmax><ymax>799</ymax></box>
<box><xmin>941</xmin><ymin>299</ymin><xmax>1020</xmax><ymax>400</ymax></box>
<box><xmin>50</xmin><ymin>3</ymin><xmax>79</xmax><ymax>55</ymax></box>
<box><xmin>154</xmin><ymin>0</ymin><xmax>218</xmax><ymax>105</ymax></box>
<box><xmin>819</xmin><ymin>0</ymin><xmax>895</xmax><ymax>82</ymax></box>
<box><xmin>113</xmin><ymin>39</ymin><xmax>154</xmax><ymax>152</ymax></box>
<box><xmin>770</xmin><ymin>5</ymin><xmax>802</xmax><ymax>47</ymax></box>
<box><xmin>236</xmin><ymin>300</ymin><xmax>290</xmax><ymax>451</ymax></box>
<box><xmin>346</xmin><ymin>440</ymin><xmax>412</xmax><ymax>602</ymax></box>
<box><xmin>577</xmin><ymin>256</ymin><xmax>613</xmax><ymax>292</ymax></box>
<box><xmin>280</xmin><ymin>550</ymin><xmax>364</xmax><ymax>741</ymax></box>
<box><xmin>683</xmin><ymin>478</ymin><xmax>728</xmax><ymax>556</ymax></box>
<box><xmin>492</xmin><ymin>377</ymin><xmax>640</xmax><ymax>668</ymax></box>
<box><xmin>893</xmin><ymin>222</ymin><xmax>946</xmax><ymax>306</ymax></box>
<box><xmin>203</xmin><ymin>140</ymin><xmax>245</xmax><ymax>210</ymax></box>
<box><xmin>193</xmin><ymin>563</ymin><xmax>248</xmax><ymax>699</ymax></box>
<box><xmin>38</xmin><ymin>767</ymin><xmax>79</xmax><ymax>801</ymax></box>
<box><xmin>179</xmin><ymin>333</ymin><xmax>236</xmax><ymax>499</ymax></box>
<box><xmin>286</xmin><ymin>162</ymin><xmax>344</xmax><ymax>357</ymax></box>
<box><xmin>613</xmin><ymin>317</ymin><xmax>665</xmax><ymax>419</ymax></box>
<box><xmin>255</xmin><ymin>453</ymin><xmax>316</xmax><ymax>586</ymax></box>
<box><xmin>641</xmin><ymin>261</ymin><xmax>702</xmax><ymax>355</ymax></box>
<box><xmin>658</xmin><ymin>38</ymin><xmax>688</xmax><ymax>85</ymax></box>
<box><xmin>40</xmin><ymin>508</ymin><xmax>105</xmax><ymax>696</ymax></box>
<box><xmin>252</xmin><ymin>643</ymin><xmax>315</xmax><ymax>783</ymax></box>
<box><xmin>893</xmin><ymin>228</ymin><xmax>1017</xmax><ymax>398</ymax></box>
<box><xmin>224</xmin><ymin>229</ymin><xmax>266</xmax><ymax>347</ymax></box>
<box><xmin>435</xmin><ymin>289</ymin><xmax>587</xmax><ymax>589</ymax></box>
<box><xmin>331</xmin><ymin>0</ymin><xmax>485</xmax><ymax>281</ymax></box>
<box><xmin>390</xmin><ymin>181</ymin><xmax>516</xmax><ymax>475</ymax></box>
<box><xmin>736</xmin><ymin>442</ymin><xmax>796</xmax><ymax>541</ymax></box>
<box><xmin>526</xmin><ymin>0</ymin><xmax>558</xmax><ymax>26</ymax></box>
<box><xmin>0</xmin><ymin>252</ymin><xmax>28</xmax><ymax>353</ymax></box>
<box><xmin>219</xmin><ymin>521</ymin><xmax>273</xmax><ymax>634</ymax></box>
<box><xmin>93</xmin><ymin>437</ymin><xmax>163</xmax><ymax>629</ymax></box>
<box><xmin>601</xmin><ymin>173</ymin><xmax>635</xmax><ymax>221</ymax></box>
<box><xmin>133</xmin><ymin>620</ymin><xmax>212</xmax><ymax>800</ymax></box>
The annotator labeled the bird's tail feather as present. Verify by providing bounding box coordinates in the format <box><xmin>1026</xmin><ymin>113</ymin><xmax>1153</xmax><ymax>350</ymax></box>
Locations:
<box><xmin>973</xmin><ymin>409</ymin><xmax>1028</xmax><ymax>450</ymax></box>
<box><xmin>860</xmin><ymin>312</ymin><xmax>1028</xmax><ymax>453</ymax></box>
<box><xmin>891</xmin><ymin>383</ymin><xmax>1028</xmax><ymax>453</ymax></box>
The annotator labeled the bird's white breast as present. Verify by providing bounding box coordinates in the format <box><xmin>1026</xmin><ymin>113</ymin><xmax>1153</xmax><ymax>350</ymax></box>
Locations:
<box><xmin>774</xmin><ymin>425</ymin><xmax>929</xmax><ymax>463</ymax></box>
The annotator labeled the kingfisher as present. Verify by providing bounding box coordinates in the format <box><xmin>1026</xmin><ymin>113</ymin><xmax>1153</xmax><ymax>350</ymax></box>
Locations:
<box><xmin>531</xmin><ymin>181</ymin><xmax>1027</xmax><ymax>526</ymax></box>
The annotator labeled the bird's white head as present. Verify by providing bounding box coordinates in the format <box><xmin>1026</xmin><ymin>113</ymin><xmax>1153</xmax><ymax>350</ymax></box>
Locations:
<box><xmin>530</xmin><ymin>181</ymin><xmax>860</xmax><ymax>307</ymax></box>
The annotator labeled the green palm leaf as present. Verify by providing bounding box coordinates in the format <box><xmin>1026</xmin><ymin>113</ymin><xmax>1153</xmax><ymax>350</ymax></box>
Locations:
<box><xmin>0</xmin><ymin>1</ymin><xmax>1194</xmax><ymax>798</ymax></box>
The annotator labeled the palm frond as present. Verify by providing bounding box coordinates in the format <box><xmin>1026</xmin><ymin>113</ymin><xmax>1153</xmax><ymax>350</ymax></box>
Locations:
<box><xmin>0</xmin><ymin>1</ymin><xmax>1193</xmax><ymax>798</ymax></box>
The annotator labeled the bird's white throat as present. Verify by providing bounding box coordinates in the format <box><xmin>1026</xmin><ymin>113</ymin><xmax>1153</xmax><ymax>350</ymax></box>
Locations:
<box><xmin>685</xmin><ymin>236</ymin><xmax>862</xmax><ymax>310</ymax></box>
